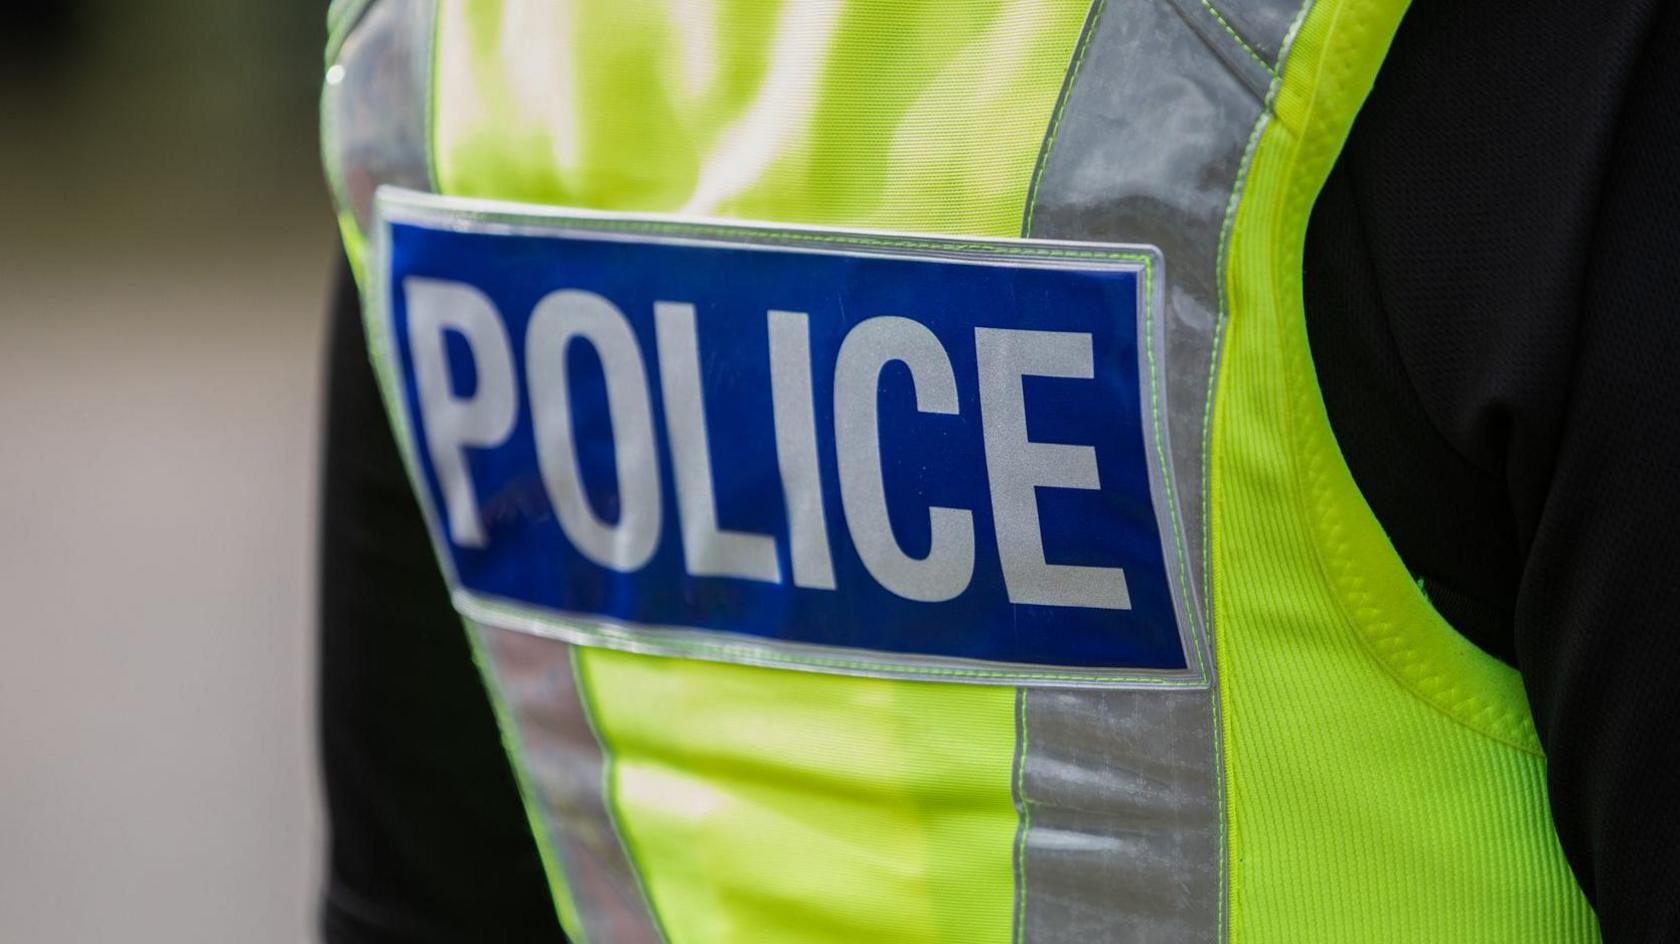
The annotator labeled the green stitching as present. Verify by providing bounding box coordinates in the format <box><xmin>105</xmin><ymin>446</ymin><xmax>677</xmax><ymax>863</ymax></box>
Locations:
<box><xmin>1202</xmin><ymin>95</ymin><xmax>1270</xmax><ymax>944</ymax></box>
<box><xmin>468</xmin><ymin>594</ymin><xmax>1202</xmax><ymax>687</ymax></box>
<box><xmin>407</xmin><ymin>211</ymin><xmax>1151</xmax><ymax>264</ymax></box>
<box><xmin>570</xmin><ymin>653</ymin><xmax>676</xmax><ymax>943</ymax></box>
<box><xmin>463</xmin><ymin>619</ymin><xmax>592</xmax><ymax>941</ymax></box>
<box><xmin>1021</xmin><ymin>0</ymin><xmax>1107</xmax><ymax>236</ymax></box>
<box><xmin>1010</xmin><ymin>687</ymin><xmax>1032</xmax><ymax>944</ymax></box>
<box><xmin>380</xmin><ymin>196</ymin><xmax>1205</xmax><ymax>688</ymax></box>
<box><xmin>1202</xmin><ymin>84</ymin><xmax>1275</xmax><ymax>634</ymax></box>
<box><xmin>1200</xmin><ymin>0</ymin><xmax>1280</xmax><ymax>77</ymax></box>
<box><xmin>1140</xmin><ymin>257</ymin><xmax>1209</xmax><ymax>680</ymax></box>
<box><xmin>1203</xmin><ymin>0</ymin><xmax>1316</xmax><ymax>935</ymax></box>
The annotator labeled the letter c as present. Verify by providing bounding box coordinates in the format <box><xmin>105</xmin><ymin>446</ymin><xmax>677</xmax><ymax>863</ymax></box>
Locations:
<box><xmin>833</xmin><ymin>316</ymin><xmax>974</xmax><ymax>602</ymax></box>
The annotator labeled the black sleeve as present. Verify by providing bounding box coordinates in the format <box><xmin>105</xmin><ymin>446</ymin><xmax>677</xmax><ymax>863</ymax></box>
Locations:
<box><xmin>318</xmin><ymin>256</ymin><xmax>568</xmax><ymax>943</ymax></box>
<box><xmin>1305</xmin><ymin>0</ymin><xmax>1680</xmax><ymax>937</ymax></box>
<box><xmin>1514</xmin><ymin>1</ymin><xmax>1680</xmax><ymax>934</ymax></box>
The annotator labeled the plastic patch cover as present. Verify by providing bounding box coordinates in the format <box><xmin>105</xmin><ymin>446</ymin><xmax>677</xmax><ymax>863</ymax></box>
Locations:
<box><xmin>371</xmin><ymin>189</ymin><xmax>1199</xmax><ymax>685</ymax></box>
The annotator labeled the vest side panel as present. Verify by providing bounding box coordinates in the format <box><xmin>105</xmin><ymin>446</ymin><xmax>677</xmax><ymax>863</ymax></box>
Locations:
<box><xmin>1211</xmin><ymin>0</ymin><xmax>1600</xmax><ymax>937</ymax></box>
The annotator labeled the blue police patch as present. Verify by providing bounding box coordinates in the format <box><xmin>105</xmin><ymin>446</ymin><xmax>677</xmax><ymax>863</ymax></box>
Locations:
<box><xmin>371</xmin><ymin>190</ymin><xmax>1198</xmax><ymax>684</ymax></box>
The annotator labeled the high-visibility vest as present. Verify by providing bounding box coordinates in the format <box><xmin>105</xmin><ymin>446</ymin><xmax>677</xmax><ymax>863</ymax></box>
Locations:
<box><xmin>322</xmin><ymin>1</ymin><xmax>1598</xmax><ymax>940</ymax></box>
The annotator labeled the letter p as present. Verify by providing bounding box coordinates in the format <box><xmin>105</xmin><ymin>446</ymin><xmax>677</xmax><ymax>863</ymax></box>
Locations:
<box><xmin>404</xmin><ymin>277</ymin><xmax>518</xmax><ymax>548</ymax></box>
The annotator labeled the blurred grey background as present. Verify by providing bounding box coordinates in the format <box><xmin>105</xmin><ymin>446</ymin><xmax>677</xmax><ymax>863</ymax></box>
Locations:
<box><xmin>1</xmin><ymin>2</ymin><xmax>331</xmax><ymax>940</ymax></box>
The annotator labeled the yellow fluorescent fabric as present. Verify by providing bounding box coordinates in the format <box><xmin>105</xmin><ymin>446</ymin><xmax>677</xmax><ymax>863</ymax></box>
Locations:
<box><xmin>431</xmin><ymin>4</ymin><xmax>1092</xmax><ymax>941</ymax></box>
<box><xmin>577</xmin><ymin>649</ymin><xmax>1019</xmax><ymax>944</ymax></box>
<box><xmin>1212</xmin><ymin>0</ymin><xmax>1598</xmax><ymax>938</ymax></box>
<box><xmin>433</xmin><ymin>0</ymin><xmax>1093</xmax><ymax>235</ymax></box>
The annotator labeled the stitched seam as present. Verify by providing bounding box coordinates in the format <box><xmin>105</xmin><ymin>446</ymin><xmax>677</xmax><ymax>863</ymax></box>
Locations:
<box><xmin>1209</xmin><ymin>52</ymin><xmax>1284</xmax><ymax>944</ymax></box>
<box><xmin>472</xmin><ymin>596</ymin><xmax>1202</xmax><ymax>686</ymax></box>
<box><xmin>1022</xmin><ymin>0</ymin><xmax>1107</xmax><ymax>235</ymax></box>
<box><xmin>1200</xmin><ymin>0</ymin><xmax>1279</xmax><ymax>77</ymax></box>
<box><xmin>1141</xmin><ymin>245</ymin><xmax>1207</xmax><ymax>680</ymax></box>
<box><xmin>416</xmin><ymin>215</ymin><xmax>1154</xmax><ymax>262</ymax></box>
<box><xmin>1294</xmin><ymin>352</ymin><xmax>1540</xmax><ymax>752</ymax></box>
<box><xmin>1204</xmin><ymin>75</ymin><xmax>1282</xmax><ymax>638</ymax></box>
<box><xmin>1010</xmin><ymin>688</ymin><xmax>1032</xmax><ymax>944</ymax></box>
<box><xmin>460</xmin><ymin>620</ymin><xmax>593</xmax><ymax>940</ymax></box>
<box><xmin>570</xmin><ymin>653</ymin><xmax>675</xmax><ymax>943</ymax></box>
<box><xmin>1210</xmin><ymin>3</ymin><xmax>1334</xmax><ymax>938</ymax></box>
<box><xmin>1334</xmin><ymin>170</ymin><xmax>1523</xmax><ymax>650</ymax></box>
<box><xmin>389</xmin><ymin>197</ymin><xmax>1185</xmax><ymax>687</ymax></box>
<box><xmin>392</xmin><ymin>189</ymin><xmax>1157</xmax><ymax>262</ymax></box>
<box><xmin>1210</xmin><ymin>105</ymin><xmax>1273</xmax><ymax>944</ymax></box>
<box><xmin>1307</xmin><ymin>442</ymin><xmax>1542</xmax><ymax>753</ymax></box>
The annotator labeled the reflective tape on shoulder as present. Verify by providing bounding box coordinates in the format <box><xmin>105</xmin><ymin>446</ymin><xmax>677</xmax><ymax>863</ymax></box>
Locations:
<box><xmin>321</xmin><ymin>0</ymin><xmax>437</xmax><ymax>261</ymax></box>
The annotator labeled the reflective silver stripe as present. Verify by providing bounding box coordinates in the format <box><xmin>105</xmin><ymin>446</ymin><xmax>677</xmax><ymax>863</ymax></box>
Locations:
<box><xmin>1159</xmin><ymin>0</ymin><xmax>1274</xmax><ymax>99</ymax></box>
<box><xmin>1028</xmin><ymin>0</ymin><xmax>1306</xmax><ymax>619</ymax></box>
<box><xmin>1194</xmin><ymin>0</ymin><xmax>1305</xmax><ymax>71</ymax></box>
<box><xmin>1019</xmin><ymin>0</ymin><xmax>1310</xmax><ymax>939</ymax></box>
<box><xmin>321</xmin><ymin>0</ymin><xmax>438</xmax><ymax>244</ymax></box>
<box><xmin>1017</xmin><ymin>687</ymin><xmax>1221</xmax><ymax>942</ymax></box>
<box><xmin>477</xmin><ymin>624</ymin><xmax>665</xmax><ymax>944</ymax></box>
